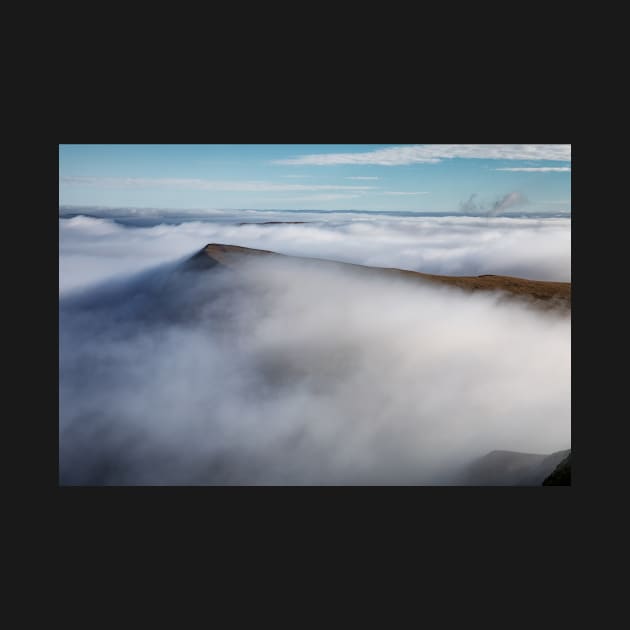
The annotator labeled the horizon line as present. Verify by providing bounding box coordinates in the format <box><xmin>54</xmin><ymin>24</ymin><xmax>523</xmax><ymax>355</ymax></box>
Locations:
<box><xmin>59</xmin><ymin>204</ymin><xmax>571</xmax><ymax>215</ymax></box>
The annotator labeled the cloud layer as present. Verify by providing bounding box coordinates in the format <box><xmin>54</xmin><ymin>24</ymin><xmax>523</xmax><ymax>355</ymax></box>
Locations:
<box><xmin>60</xmin><ymin>253</ymin><xmax>571</xmax><ymax>485</ymax></box>
<box><xmin>59</xmin><ymin>213</ymin><xmax>571</xmax><ymax>294</ymax></box>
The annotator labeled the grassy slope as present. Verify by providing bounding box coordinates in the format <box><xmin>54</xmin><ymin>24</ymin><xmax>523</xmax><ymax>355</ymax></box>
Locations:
<box><xmin>195</xmin><ymin>244</ymin><xmax>571</xmax><ymax>311</ymax></box>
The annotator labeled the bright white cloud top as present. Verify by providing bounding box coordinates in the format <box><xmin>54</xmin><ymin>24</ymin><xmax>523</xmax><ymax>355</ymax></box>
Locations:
<box><xmin>59</xmin><ymin>212</ymin><xmax>571</xmax><ymax>294</ymax></box>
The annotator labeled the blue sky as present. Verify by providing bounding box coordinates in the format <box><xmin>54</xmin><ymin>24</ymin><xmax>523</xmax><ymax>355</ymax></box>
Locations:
<box><xmin>59</xmin><ymin>144</ymin><xmax>571</xmax><ymax>213</ymax></box>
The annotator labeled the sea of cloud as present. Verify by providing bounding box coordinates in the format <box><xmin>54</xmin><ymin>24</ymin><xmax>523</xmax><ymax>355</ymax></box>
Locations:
<box><xmin>59</xmin><ymin>212</ymin><xmax>571</xmax><ymax>294</ymax></box>
<box><xmin>59</xmin><ymin>237</ymin><xmax>571</xmax><ymax>485</ymax></box>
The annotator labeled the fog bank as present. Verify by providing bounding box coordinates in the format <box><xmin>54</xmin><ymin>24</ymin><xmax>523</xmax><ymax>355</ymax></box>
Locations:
<box><xmin>59</xmin><ymin>213</ymin><xmax>571</xmax><ymax>294</ymax></box>
<box><xmin>60</xmin><ymin>254</ymin><xmax>570</xmax><ymax>485</ymax></box>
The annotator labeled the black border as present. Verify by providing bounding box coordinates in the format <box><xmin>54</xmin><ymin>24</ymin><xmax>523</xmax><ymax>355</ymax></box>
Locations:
<box><xmin>41</xmin><ymin>80</ymin><xmax>593</xmax><ymax>573</ymax></box>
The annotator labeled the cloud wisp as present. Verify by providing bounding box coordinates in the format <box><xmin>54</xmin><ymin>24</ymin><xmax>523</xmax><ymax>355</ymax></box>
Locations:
<box><xmin>458</xmin><ymin>191</ymin><xmax>528</xmax><ymax>217</ymax></box>
<box><xmin>459</xmin><ymin>194</ymin><xmax>480</xmax><ymax>214</ymax></box>
<box><xmin>272</xmin><ymin>193</ymin><xmax>364</xmax><ymax>203</ymax></box>
<box><xmin>382</xmin><ymin>191</ymin><xmax>429</xmax><ymax>196</ymax></box>
<box><xmin>495</xmin><ymin>167</ymin><xmax>571</xmax><ymax>172</ymax></box>
<box><xmin>275</xmin><ymin>144</ymin><xmax>571</xmax><ymax>166</ymax></box>
<box><xmin>488</xmin><ymin>191</ymin><xmax>528</xmax><ymax>217</ymax></box>
<box><xmin>60</xmin><ymin>176</ymin><xmax>377</xmax><ymax>192</ymax></box>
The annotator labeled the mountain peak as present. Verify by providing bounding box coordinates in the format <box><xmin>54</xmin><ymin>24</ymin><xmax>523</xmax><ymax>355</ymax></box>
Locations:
<box><xmin>181</xmin><ymin>243</ymin><xmax>571</xmax><ymax>311</ymax></box>
<box><xmin>182</xmin><ymin>243</ymin><xmax>276</xmax><ymax>271</ymax></box>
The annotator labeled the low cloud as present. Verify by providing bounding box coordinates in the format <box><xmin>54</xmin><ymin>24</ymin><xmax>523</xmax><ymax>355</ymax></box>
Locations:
<box><xmin>59</xmin><ymin>212</ymin><xmax>570</xmax><ymax>294</ymax></box>
<box><xmin>60</xmin><ymin>254</ymin><xmax>570</xmax><ymax>485</ymax></box>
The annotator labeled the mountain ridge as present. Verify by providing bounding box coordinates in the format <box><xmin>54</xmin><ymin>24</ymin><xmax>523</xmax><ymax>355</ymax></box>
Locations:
<box><xmin>186</xmin><ymin>243</ymin><xmax>571</xmax><ymax>310</ymax></box>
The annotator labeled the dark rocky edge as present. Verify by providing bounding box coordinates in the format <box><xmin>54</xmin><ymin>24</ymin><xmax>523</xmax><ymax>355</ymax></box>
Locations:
<box><xmin>542</xmin><ymin>452</ymin><xmax>571</xmax><ymax>485</ymax></box>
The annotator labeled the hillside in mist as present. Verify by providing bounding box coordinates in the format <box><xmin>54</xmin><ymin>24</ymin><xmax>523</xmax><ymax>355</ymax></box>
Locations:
<box><xmin>189</xmin><ymin>244</ymin><xmax>571</xmax><ymax>311</ymax></box>
<box><xmin>459</xmin><ymin>449</ymin><xmax>570</xmax><ymax>485</ymax></box>
<box><xmin>59</xmin><ymin>242</ymin><xmax>571</xmax><ymax>485</ymax></box>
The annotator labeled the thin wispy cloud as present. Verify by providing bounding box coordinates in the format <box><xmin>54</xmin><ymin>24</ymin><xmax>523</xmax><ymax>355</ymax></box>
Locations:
<box><xmin>459</xmin><ymin>191</ymin><xmax>528</xmax><ymax>216</ymax></box>
<box><xmin>488</xmin><ymin>191</ymin><xmax>527</xmax><ymax>217</ymax></box>
<box><xmin>275</xmin><ymin>144</ymin><xmax>571</xmax><ymax>166</ymax></box>
<box><xmin>460</xmin><ymin>194</ymin><xmax>479</xmax><ymax>214</ymax></box>
<box><xmin>383</xmin><ymin>191</ymin><xmax>429</xmax><ymax>196</ymax></box>
<box><xmin>61</xmin><ymin>176</ymin><xmax>376</xmax><ymax>192</ymax></box>
<box><xmin>274</xmin><ymin>193</ymin><xmax>363</xmax><ymax>202</ymax></box>
<box><xmin>495</xmin><ymin>167</ymin><xmax>571</xmax><ymax>172</ymax></box>
<box><xmin>345</xmin><ymin>176</ymin><xmax>380</xmax><ymax>180</ymax></box>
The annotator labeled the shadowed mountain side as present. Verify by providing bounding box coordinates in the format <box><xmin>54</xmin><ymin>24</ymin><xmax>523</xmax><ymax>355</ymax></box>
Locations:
<box><xmin>458</xmin><ymin>449</ymin><xmax>571</xmax><ymax>486</ymax></box>
<box><xmin>183</xmin><ymin>244</ymin><xmax>571</xmax><ymax>311</ymax></box>
<box><xmin>542</xmin><ymin>452</ymin><xmax>571</xmax><ymax>485</ymax></box>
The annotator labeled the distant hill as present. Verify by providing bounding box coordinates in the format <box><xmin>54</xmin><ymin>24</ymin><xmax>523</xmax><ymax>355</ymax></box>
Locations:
<box><xmin>184</xmin><ymin>243</ymin><xmax>571</xmax><ymax>311</ymax></box>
